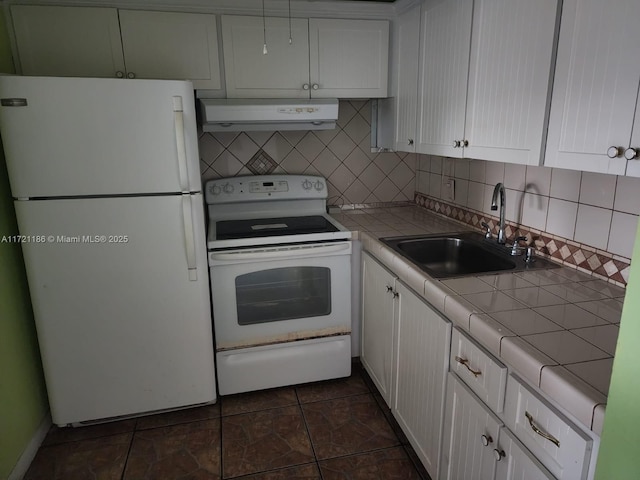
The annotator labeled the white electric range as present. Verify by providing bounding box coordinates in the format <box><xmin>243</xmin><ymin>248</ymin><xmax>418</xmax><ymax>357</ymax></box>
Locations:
<box><xmin>205</xmin><ymin>175</ymin><xmax>353</xmax><ymax>395</ymax></box>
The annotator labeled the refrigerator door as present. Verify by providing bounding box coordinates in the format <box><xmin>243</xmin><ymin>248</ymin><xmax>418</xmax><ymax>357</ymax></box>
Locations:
<box><xmin>15</xmin><ymin>193</ymin><xmax>215</xmax><ymax>425</ymax></box>
<box><xmin>0</xmin><ymin>75</ymin><xmax>201</xmax><ymax>197</ymax></box>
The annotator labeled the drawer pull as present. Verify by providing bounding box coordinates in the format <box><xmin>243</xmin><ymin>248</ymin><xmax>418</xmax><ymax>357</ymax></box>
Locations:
<box><xmin>455</xmin><ymin>356</ymin><xmax>482</xmax><ymax>377</ymax></box>
<box><xmin>525</xmin><ymin>411</ymin><xmax>560</xmax><ymax>448</ymax></box>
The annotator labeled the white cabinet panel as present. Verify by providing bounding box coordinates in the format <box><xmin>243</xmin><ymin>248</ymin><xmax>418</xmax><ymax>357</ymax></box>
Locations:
<box><xmin>221</xmin><ymin>15</ymin><xmax>310</xmax><ymax>98</ymax></box>
<box><xmin>504</xmin><ymin>375</ymin><xmax>593</xmax><ymax>479</ymax></box>
<box><xmin>361</xmin><ymin>252</ymin><xmax>397</xmax><ymax>406</ymax></box>
<box><xmin>309</xmin><ymin>18</ymin><xmax>388</xmax><ymax>98</ymax></box>
<box><xmin>464</xmin><ymin>0</ymin><xmax>559</xmax><ymax>165</ymax></box>
<box><xmin>11</xmin><ymin>5</ymin><xmax>125</xmax><ymax>78</ymax></box>
<box><xmin>394</xmin><ymin>281</ymin><xmax>451</xmax><ymax>478</ymax></box>
<box><xmin>393</xmin><ymin>4</ymin><xmax>421</xmax><ymax>152</ymax></box>
<box><xmin>440</xmin><ymin>373</ymin><xmax>501</xmax><ymax>480</ymax></box>
<box><xmin>416</xmin><ymin>0</ymin><xmax>472</xmax><ymax>158</ymax></box>
<box><xmin>495</xmin><ymin>427</ymin><xmax>555</xmax><ymax>480</ymax></box>
<box><xmin>119</xmin><ymin>10</ymin><xmax>221</xmax><ymax>90</ymax></box>
<box><xmin>450</xmin><ymin>328</ymin><xmax>507</xmax><ymax>413</ymax></box>
<box><xmin>545</xmin><ymin>0</ymin><xmax>640</xmax><ymax>176</ymax></box>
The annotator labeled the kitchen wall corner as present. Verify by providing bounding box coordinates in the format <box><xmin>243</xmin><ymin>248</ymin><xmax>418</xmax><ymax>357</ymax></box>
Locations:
<box><xmin>415</xmin><ymin>155</ymin><xmax>640</xmax><ymax>286</ymax></box>
<box><xmin>198</xmin><ymin>100</ymin><xmax>416</xmax><ymax>206</ymax></box>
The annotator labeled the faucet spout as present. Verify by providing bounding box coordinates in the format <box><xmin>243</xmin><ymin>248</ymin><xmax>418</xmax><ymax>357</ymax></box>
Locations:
<box><xmin>491</xmin><ymin>183</ymin><xmax>506</xmax><ymax>244</ymax></box>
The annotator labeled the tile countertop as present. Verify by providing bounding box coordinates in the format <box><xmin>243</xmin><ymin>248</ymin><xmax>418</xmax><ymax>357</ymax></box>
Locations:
<box><xmin>333</xmin><ymin>205</ymin><xmax>625</xmax><ymax>436</ymax></box>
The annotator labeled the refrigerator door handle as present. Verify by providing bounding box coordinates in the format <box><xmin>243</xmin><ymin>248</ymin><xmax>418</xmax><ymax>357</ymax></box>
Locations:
<box><xmin>181</xmin><ymin>194</ymin><xmax>198</xmax><ymax>281</ymax></box>
<box><xmin>173</xmin><ymin>96</ymin><xmax>190</xmax><ymax>193</ymax></box>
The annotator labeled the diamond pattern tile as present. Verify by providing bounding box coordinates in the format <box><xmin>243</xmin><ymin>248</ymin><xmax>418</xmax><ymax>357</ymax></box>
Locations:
<box><xmin>246</xmin><ymin>150</ymin><xmax>278</xmax><ymax>175</ymax></box>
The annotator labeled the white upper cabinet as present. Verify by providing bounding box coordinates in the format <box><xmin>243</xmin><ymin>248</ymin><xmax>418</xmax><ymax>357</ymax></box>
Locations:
<box><xmin>221</xmin><ymin>15</ymin><xmax>310</xmax><ymax>98</ymax></box>
<box><xmin>416</xmin><ymin>0</ymin><xmax>472</xmax><ymax>158</ymax></box>
<box><xmin>393</xmin><ymin>4</ymin><xmax>421</xmax><ymax>152</ymax></box>
<box><xmin>11</xmin><ymin>5</ymin><xmax>125</xmax><ymax>78</ymax></box>
<box><xmin>464</xmin><ymin>0</ymin><xmax>559</xmax><ymax>165</ymax></box>
<box><xmin>118</xmin><ymin>11</ymin><xmax>221</xmax><ymax>90</ymax></box>
<box><xmin>222</xmin><ymin>15</ymin><xmax>388</xmax><ymax>98</ymax></box>
<box><xmin>10</xmin><ymin>6</ymin><xmax>222</xmax><ymax>90</ymax></box>
<box><xmin>544</xmin><ymin>0</ymin><xmax>640</xmax><ymax>177</ymax></box>
<box><xmin>416</xmin><ymin>0</ymin><xmax>559</xmax><ymax>165</ymax></box>
<box><xmin>309</xmin><ymin>19</ymin><xmax>389</xmax><ymax>98</ymax></box>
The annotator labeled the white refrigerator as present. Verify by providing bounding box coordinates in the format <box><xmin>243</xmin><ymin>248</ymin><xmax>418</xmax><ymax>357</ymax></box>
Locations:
<box><xmin>0</xmin><ymin>76</ymin><xmax>216</xmax><ymax>426</ymax></box>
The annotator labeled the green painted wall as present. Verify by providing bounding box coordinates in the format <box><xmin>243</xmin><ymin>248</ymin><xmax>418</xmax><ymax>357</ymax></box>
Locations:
<box><xmin>0</xmin><ymin>10</ymin><xmax>49</xmax><ymax>479</ymax></box>
<box><xmin>596</xmin><ymin>220</ymin><xmax>640</xmax><ymax>479</ymax></box>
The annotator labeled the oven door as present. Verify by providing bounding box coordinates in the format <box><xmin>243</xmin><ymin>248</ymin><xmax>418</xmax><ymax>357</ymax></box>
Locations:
<box><xmin>209</xmin><ymin>241</ymin><xmax>351</xmax><ymax>350</ymax></box>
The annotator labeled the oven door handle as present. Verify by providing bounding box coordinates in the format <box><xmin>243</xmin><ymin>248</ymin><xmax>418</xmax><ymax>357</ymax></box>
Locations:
<box><xmin>210</xmin><ymin>243</ymin><xmax>351</xmax><ymax>261</ymax></box>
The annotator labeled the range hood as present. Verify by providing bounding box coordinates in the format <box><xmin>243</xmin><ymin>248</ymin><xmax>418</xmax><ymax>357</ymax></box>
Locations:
<box><xmin>199</xmin><ymin>98</ymin><xmax>339</xmax><ymax>132</ymax></box>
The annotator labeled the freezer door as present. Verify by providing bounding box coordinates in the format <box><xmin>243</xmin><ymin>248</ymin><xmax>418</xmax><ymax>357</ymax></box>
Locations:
<box><xmin>0</xmin><ymin>76</ymin><xmax>201</xmax><ymax>197</ymax></box>
<box><xmin>14</xmin><ymin>194</ymin><xmax>215</xmax><ymax>425</ymax></box>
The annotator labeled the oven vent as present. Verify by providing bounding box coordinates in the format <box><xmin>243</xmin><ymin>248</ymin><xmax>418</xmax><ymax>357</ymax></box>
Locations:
<box><xmin>199</xmin><ymin>98</ymin><xmax>339</xmax><ymax>132</ymax></box>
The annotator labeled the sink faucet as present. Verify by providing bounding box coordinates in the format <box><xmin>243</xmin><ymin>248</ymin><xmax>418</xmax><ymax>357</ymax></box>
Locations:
<box><xmin>491</xmin><ymin>183</ymin><xmax>506</xmax><ymax>244</ymax></box>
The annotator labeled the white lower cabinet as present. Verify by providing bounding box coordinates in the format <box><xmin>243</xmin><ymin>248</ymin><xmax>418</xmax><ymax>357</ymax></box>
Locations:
<box><xmin>393</xmin><ymin>281</ymin><xmax>451</xmax><ymax>477</ymax></box>
<box><xmin>361</xmin><ymin>252</ymin><xmax>451</xmax><ymax>479</ymax></box>
<box><xmin>440</xmin><ymin>373</ymin><xmax>502</xmax><ymax>480</ymax></box>
<box><xmin>441</xmin><ymin>374</ymin><xmax>555</xmax><ymax>480</ymax></box>
<box><xmin>496</xmin><ymin>427</ymin><xmax>555</xmax><ymax>480</ymax></box>
<box><xmin>360</xmin><ymin>252</ymin><xmax>397</xmax><ymax>406</ymax></box>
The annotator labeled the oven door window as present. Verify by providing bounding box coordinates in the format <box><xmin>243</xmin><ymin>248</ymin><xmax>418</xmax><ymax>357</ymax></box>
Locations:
<box><xmin>235</xmin><ymin>266</ymin><xmax>331</xmax><ymax>325</ymax></box>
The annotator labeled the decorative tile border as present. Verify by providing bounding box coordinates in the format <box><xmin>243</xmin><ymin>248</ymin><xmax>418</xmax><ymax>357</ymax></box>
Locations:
<box><xmin>414</xmin><ymin>192</ymin><xmax>630</xmax><ymax>287</ymax></box>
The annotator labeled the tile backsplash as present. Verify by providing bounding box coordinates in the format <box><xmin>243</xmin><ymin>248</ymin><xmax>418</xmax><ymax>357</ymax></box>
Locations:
<box><xmin>198</xmin><ymin>100</ymin><xmax>416</xmax><ymax>206</ymax></box>
<box><xmin>416</xmin><ymin>156</ymin><xmax>640</xmax><ymax>284</ymax></box>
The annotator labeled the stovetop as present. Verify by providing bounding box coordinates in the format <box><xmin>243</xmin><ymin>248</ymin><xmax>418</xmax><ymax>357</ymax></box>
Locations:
<box><xmin>205</xmin><ymin>175</ymin><xmax>351</xmax><ymax>250</ymax></box>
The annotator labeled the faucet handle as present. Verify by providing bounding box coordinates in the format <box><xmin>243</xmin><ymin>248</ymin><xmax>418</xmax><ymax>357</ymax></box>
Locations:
<box><xmin>481</xmin><ymin>222</ymin><xmax>492</xmax><ymax>239</ymax></box>
<box><xmin>510</xmin><ymin>236</ymin><xmax>528</xmax><ymax>256</ymax></box>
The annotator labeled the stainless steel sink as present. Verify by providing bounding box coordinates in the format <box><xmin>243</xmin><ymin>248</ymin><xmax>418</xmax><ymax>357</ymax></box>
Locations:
<box><xmin>381</xmin><ymin>232</ymin><xmax>558</xmax><ymax>279</ymax></box>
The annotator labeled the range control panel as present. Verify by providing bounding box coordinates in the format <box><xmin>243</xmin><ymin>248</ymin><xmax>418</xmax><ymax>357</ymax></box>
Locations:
<box><xmin>205</xmin><ymin>175</ymin><xmax>327</xmax><ymax>204</ymax></box>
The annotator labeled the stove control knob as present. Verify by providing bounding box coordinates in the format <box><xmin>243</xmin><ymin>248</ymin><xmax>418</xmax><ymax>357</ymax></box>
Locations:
<box><xmin>210</xmin><ymin>184</ymin><xmax>221</xmax><ymax>195</ymax></box>
<box><xmin>314</xmin><ymin>180</ymin><xmax>324</xmax><ymax>191</ymax></box>
<box><xmin>223</xmin><ymin>183</ymin><xmax>234</xmax><ymax>194</ymax></box>
<box><xmin>302</xmin><ymin>179</ymin><xmax>313</xmax><ymax>190</ymax></box>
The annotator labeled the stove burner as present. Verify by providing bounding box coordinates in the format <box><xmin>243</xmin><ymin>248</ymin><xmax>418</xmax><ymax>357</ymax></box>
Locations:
<box><xmin>216</xmin><ymin>216</ymin><xmax>339</xmax><ymax>240</ymax></box>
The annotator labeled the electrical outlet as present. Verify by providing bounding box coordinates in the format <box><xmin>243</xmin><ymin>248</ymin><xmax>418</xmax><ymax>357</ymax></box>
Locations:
<box><xmin>442</xmin><ymin>177</ymin><xmax>455</xmax><ymax>201</ymax></box>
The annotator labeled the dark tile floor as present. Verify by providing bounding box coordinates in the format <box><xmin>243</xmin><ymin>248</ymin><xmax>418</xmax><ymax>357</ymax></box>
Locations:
<box><xmin>25</xmin><ymin>361</ymin><xmax>431</xmax><ymax>480</ymax></box>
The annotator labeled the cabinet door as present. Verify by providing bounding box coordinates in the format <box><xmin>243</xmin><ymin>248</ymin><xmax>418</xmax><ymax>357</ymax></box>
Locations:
<box><xmin>440</xmin><ymin>373</ymin><xmax>501</xmax><ymax>480</ymax></box>
<box><xmin>221</xmin><ymin>15</ymin><xmax>310</xmax><ymax>98</ymax></box>
<box><xmin>626</xmin><ymin>92</ymin><xmax>640</xmax><ymax>177</ymax></box>
<box><xmin>119</xmin><ymin>10</ymin><xmax>221</xmax><ymax>90</ymax></box>
<box><xmin>416</xmin><ymin>0</ymin><xmax>472</xmax><ymax>158</ymax></box>
<box><xmin>495</xmin><ymin>428</ymin><xmax>555</xmax><ymax>480</ymax></box>
<box><xmin>309</xmin><ymin>19</ymin><xmax>389</xmax><ymax>98</ymax></box>
<box><xmin>393</xmin><ymin>5</ymin><xmax>421</xmax><ymax>152</ymax></box>
<box><xmin>11</xmin><ymin>5</ymin><xmax>125</xmax><ymax>78</ymax></box>
<box><xmin>545</xmin><ymin>0</ymin><xmax>640</xmax><ymax>175</ymax></box>
<box><xmin>394</xmin><ymin>281</ymin><xmax>451</xmax><ymax>479</ymax></box>
<box><xmin>463</xmin><ymin>0</ymin><xmax>559</xmax><ymax>165</ymax></box>
<box><xmin>361</xmin><ymin>252</ymin><xmax>397</xmax><ymax>406</ymax></box>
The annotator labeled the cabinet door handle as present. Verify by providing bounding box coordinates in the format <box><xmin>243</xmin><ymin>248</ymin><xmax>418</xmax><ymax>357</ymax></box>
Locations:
<box><xmin>481</xmin><ymin>434</ymin><xmax>493</xmax><ymax>446</ymax></box>
<box><xmin>462</xmin><ymin>139</ymin><xmax>469</xmax><ymax>147</ymax></box>
<box><xmin>312</xmin><ymin>83</ymin><xmax>319</xmax><ymax>90</ymax></box>
<box><xmin>392</xmin><ymin>291</ymin><xmax>399</xmax><ymax>298</ymax></box>
<box><xmin>408</xmin><ymin>139</ymin><xmax>414</xmax><ymax>146</ymax></box>
<box><xmin>624</xmin><ymin>147</ymin><xmax>639</xmax><ymax>160</ymax></box>
<box><xmin>455</xmin><ymin>356</ymin><xmax>482</xmax><ymax>377</ymax></box>
<box><xmin>525</xmin><ymin>411</ymin><xmax>560</xmax><ymax>447</ymax></box>
<box><xmin>303</xmin><ymin>83</ymin><xmax>310</xmax><ymax>90</ymax></box>
<box><xmin>115</xmin><ymin>71</ymin><xmax>124</xmax><ymax>78</ymax></box>
<box><xmin>453</xmin><ymin>140</ymin><xmax>461</xmax><ymax>148</ymax></box>
<box><xmin>493</xmin><ymin>449</ymin><xmax>505</xmax><ymax>461</ymax></box>
<box><xmin>607</xmin><ymin>146</ymin><xmax>624</xmax><ymax>158</ymax></box>
<box><xmin>127</xmin><ymin>72</ymin><xmax>136</xmax><ymax>79</ymax></box>
<box><xmin>385</xmin><ymin>285</ymin><xmax>393</xmax><ymax>293</ymax></box>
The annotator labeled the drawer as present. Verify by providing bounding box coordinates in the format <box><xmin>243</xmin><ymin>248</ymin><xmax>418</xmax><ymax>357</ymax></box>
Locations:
<box><xmin>504</xmin><ymin>375</ymin><xmax>593</xmax><ymax>480</ymax></box>
<box><xmin>450</xmin><ymin>327</ymin><xmax>507</xmax><ymax>412</ymax></box>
